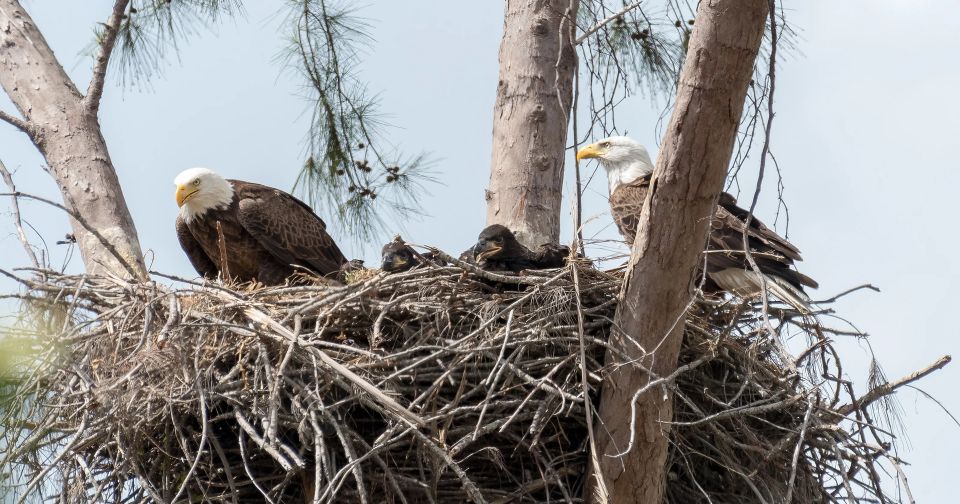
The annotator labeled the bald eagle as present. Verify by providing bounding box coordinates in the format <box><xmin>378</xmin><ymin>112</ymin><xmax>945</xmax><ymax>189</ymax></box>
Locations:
<box><xmin>174</xmin><ymin>167</ymin><xmax>347</xmax><ymax>285</ymax></box>
<box><xmin>576</xmin><ymin>136</ymin><xmax>818</xmax><ymax>311</ymax></box>
<box><xmin>380</xmin><ymin>236</ymin><xmax>442</xmax><ymax>273</ymax></box>
<box><xmin>470</xmin><ymin>225</ymin><xmax>569</xmax><ymax>273</ymax></box>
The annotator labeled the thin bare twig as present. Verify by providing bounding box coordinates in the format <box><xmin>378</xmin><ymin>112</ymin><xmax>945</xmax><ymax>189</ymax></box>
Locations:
<box><xmin>576</xmin><ymin>1</ymin><xmax>645</xmax><ymax>45</ymax></box>
<box><xmin>0</xmin><ymin>191</ymin><xmax>140</xmax><ymax>278</ymax></box>
<box><xmin>0</xmin><ymin>159</ymin><xmax>41</xmax><ymax>268</ymax></box>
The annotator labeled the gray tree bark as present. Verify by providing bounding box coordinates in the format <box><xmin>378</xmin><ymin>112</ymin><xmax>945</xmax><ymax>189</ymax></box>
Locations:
<box><xmin>587</xmin><ymin>1</ymin><xmax>769</xmax><ymax>502</ymax></box>
<box><xmin>0</xmin><ymin>0</ymin><xmax>146</xmax><ymax>279</ymax></box>
<box><xmin>485</xmin><ymin>0</ymin><xmax>576</xmax><ymax>249</ymax></box>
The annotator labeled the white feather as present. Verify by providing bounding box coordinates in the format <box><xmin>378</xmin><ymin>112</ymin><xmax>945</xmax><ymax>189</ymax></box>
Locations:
<box><xmin>708</xmin><ymin>268</ymin><xmax>813</xmax><ymax>313</ymax></box>
<box><xmin>174</xmin><ymin>167</ymin><xmax>234</xmax><ymax>223</ymax></box>
<box><xmin>591</xmin><ymin>136</ymin><xmax>655</xmax><ymax>193</ymax></box>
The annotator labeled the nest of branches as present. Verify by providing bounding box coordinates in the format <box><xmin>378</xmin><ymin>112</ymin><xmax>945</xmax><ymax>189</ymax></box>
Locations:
<box><xmin>0</xmin><ymin>259</ymin><xmax>938</xmax><ymax>503</ymax></box>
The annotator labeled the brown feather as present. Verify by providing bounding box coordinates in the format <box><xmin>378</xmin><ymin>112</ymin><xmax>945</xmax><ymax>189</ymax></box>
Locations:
<box><xmin>177</xmin><ymin>180</ymin><xmax>346</xmax><ymax>285</ymax></box>
<box><xmin>176</xmin><ymin>216</ymin><xmax>217</xmax><ymax>278</ymax></box>
<box><xmin>609</xmin><ymin>176</ymin><xmax>817</xmax><ymax>294</ymax></box>
<box><xmin>608</xmin><ymin>177</ymin><xmax>651</xmax><ymax>245</ymax></box>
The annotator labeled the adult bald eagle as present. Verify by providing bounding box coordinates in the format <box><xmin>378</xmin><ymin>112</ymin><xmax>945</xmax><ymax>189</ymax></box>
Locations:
<box><xmin>470</xmin><ymin>225</ymin><xmax>569</xmax><ymax>273</ymax></box>
<box><xmin>174</xmin><ymin>167</ymin><xmax>347</xmax><ymax>285</ymax></box>
<box><xmin>576</xmin><ymin>137</ymin><xmax>818</xmax><ymax>311</ymax></box>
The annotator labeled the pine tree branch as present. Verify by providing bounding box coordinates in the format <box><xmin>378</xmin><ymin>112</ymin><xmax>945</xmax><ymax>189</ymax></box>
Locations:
<box><xmin>836</xmin><ymin>355</ymin><xmax>952</xmax><ymax>417</ymax></box>
<box><xmin>576</xmin><ymin>1</ymin><xmax>643</xmax><ymax>45</ymax></box>
<box><xmin>83</xmin><ymin>0</ymin><xmax>130</xmax><ymax>114</ymax></box>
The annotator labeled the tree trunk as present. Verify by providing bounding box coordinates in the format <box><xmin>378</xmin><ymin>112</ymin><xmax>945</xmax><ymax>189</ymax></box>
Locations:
<box><xmin>486</xmin><ymin>0</ymin><xmax>576</xmax><ymax>248</ymax></box>
<box><xmin>0</xmin><ymin>0</ymin><xmax>146</xmax><ymax>279</ymax></box>
<box><xmin>587</xmin><ymin>1</ymin><xmax>768</xmax><ymax>502</ymax></box>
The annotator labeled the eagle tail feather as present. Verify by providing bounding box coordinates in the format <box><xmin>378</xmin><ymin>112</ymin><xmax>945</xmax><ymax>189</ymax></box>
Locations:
<box><xmin>762</xmin><ymin>273</ymin><xmax>814</xmax><ymax>314</ymax></box>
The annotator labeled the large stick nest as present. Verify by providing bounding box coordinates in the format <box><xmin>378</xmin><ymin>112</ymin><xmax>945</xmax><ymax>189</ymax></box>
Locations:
<box><xmin>0</xmin><ymin>260</ymin><xmax>927</xmax><ymax>503</ymax></box>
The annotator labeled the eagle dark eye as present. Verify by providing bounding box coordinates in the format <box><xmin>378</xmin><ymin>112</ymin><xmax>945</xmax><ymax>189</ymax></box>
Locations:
<box><xmin>193</xmin><ymin>179</ymin><xmax>201</xmax><ymax>186</ymax></box>
<box><xmin>600</xmin><ymin>141</ymin><xmax>611</xmax><ymax>149</ymax></box>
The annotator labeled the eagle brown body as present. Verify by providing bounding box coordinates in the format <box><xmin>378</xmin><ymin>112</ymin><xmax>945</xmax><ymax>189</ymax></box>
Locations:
<box><xmin>176</xmin><ymin>179</ymin><xmax>346</xmax><ymax>285</ymax></box>
<box><xmin>610</xmin><ymin>173</ymin><xmax>818</xmax><ymax>297</ymax></box>
<box><xmin>577</xmin><ymin>136</ymin><xmax>817</xmax><ymax>309</ymax></box>
<box><xmin>707</xmin><ymin>192</ymin><xmax>818</xmax><ymax>294</ymax></box>
<box><xmin>609</xmin><ymin>177</ymin><xmax>650</xmax><ymax>245</ymax></box>
<box><xmin>470</xmin><ymin>224</ymin><xmax>569</xmax><ymax>273</ymax></box>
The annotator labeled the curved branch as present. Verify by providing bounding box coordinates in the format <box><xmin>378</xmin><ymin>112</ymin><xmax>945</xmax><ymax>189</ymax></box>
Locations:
<box><xmin>83</xmin><ymin>0</ymin><xmax>130</xmax><ymax>114</ymax></box>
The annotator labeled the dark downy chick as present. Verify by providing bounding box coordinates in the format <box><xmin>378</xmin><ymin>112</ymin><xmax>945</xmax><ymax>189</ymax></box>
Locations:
<box><xmin>381</xmin><ymin>237</ymin><xmax>419</xmax><ymax>273</ymax></box>
<box><xmin>471</xmin><ymin>225</ymin><xmax>569</xmax><ymax>273</ymax></box>
<box><xmin>381</xmin><ymin>236</ymin><xmax>442</xmax><ymax>273</ymax></box>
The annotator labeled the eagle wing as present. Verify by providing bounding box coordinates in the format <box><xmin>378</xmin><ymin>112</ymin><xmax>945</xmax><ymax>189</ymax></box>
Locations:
<box><xmin>176</xmin><ymin>215</ymin><xmax>218</xmax><ymax>278</ymax></box>
<box><xmin>609</xmin><ymin>176</ymin><xmax>651</xmax><ymax>245</ymax></box>
<box><xmin>709</xmin><ymin>193</ymin><xmax>818</xmax><ymax>289</ymax></box>
<box><xmin>234</xmin><ymin>182</ymin><xmax>347</xmax><ymax>277</ymax></box>
<box><xmin>715</xmin><ymin>192</ymin><xmax>803</xmax><ymax>262</ymax></box>
<box><xmin>533</xmin><ymin>243</ymin><xmax>570</xmax><ymax>268</ymax></box>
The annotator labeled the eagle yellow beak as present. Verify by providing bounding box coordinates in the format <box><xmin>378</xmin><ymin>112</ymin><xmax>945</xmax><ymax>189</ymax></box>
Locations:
<box><xmin>475</xmin><ymin>243</ymin><xmax>502</xmax><ymax>261</ymax></box>
<box><xmin>576</xmin><ymin>143</ymin><xmax>603</xmax><ymax>162</ymax></box>
<box><xmin>175</xmin><ymin>184</ymin><xmax>198</xmax><ymax>207</ymax></box>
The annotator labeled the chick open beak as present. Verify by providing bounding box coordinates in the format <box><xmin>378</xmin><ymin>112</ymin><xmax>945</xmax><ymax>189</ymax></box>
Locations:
<box><xmin>576</xmin><ymin>143</ymin><xmax>602</xmax><ymax>162</ymax></box>
<box><xmin>475</xmin><ymin>241</ymin><xmax>502</xmax><ymax>261</ymax></box>
<box><xmin>175</xmin><ymin>184</ymin><xmax>198</xmax><ymax>207</ymax></box>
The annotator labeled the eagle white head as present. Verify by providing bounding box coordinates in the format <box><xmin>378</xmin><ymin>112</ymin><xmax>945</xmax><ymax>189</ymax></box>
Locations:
<box><xmin>576</xmin><ymin>136</ymin><xmax>654</xmax><ymax>194</ymax></box>
<box><xmin>174</xmin><ymin>167</ymin><xmax>235</xmax><ymax>223</ymax></box>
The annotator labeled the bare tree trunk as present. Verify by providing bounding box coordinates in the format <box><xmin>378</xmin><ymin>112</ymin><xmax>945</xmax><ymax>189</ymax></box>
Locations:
<box><xmin>587</xmin><ymin>1</ymin><xmax>768</xmax><ymax>501</ymax></box>
<box><xmin>0</xmin><ymin>0</ymin><xmax>146</xmax><ymax>279</ymax></box>
<box><xmin>486</xmin><ymin>0</ymin><xmax>576</xmax><ymax>248</ymax></box>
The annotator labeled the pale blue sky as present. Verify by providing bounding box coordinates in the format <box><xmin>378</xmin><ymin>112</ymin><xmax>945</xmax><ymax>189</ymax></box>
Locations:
<box><xmin>1</xmin><ymin>1</ymin><xmax>957</xmax><ymax>500</ymax></box>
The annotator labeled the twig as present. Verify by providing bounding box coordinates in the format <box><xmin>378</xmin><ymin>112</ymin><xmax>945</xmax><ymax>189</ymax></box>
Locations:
<box><xmin>785</xmin><ymin>400</ymin><xmax>815</xmax><ymax>503</ymax></box>
<box><xmin>169</xmin><ymin>390</ymin><xmax>210</xmax><ymax>504</ymax></box>
<box><xmin>216</xmin><ymin>220</ymin><xmax>231</xmax><ymax>281</ymax></box>
<box><xmin>0</xmin><ymin>191</ymin><xmax>141</xmax><ymax>278</ymax></box>
<box><xmin>0</xmin><ymin>159</ymin><xmax>41</xmax><ymax>268</ymax></box>
<box><xmin>740</xmin><ymin>0</ymin><xmax>785</xmax><ymax>328</ymax></box>
<box><xmin>84</xmin><ymin>0</ymin><xmax>130</xmax><ymax>114</ymax></box>
<box><xmin>837</xmin><ymin>355</ymin><xmax>951</xmax><ymax>416</ymax></box>
<box><xmin>2</xmin><ymin>263</ymin><xmax>939</xmax><ymax>504</ymax></box>
<box><xmin>575</xmin><ymin>1</ymin><xmax>645</xmax><ymax>45</ymax></box>
<box><xmin>428</xmin><ymin>249</ymin><xmax>551</xmax><ymax>285</ymax></box>
<box><xmin>14</xmin><ymin>417</ymin><xmax>87</xmax><ymax>504</ymax></box>
<box><xmin>814</xmin><ymin>284</ymin><xmax>880</xmax><ymax>304</ymax></box>
<box><xmin>608</xmin><ymin>353</ymin><xmax>713</xmax><ymax>458</ymax></box>
<box><xmin>906</xmin><ymin>385</ymin><xmax>960</xmax><ymax>429</ymax></box>
<box><xmin>235</xmin><ymin>411</ymin><xmax>299</xmax><ymax>472</ymax></box>
<box><xmin>572</xmin><ymin>262</ymin><xmax>608</xmax><ymax>502</ymax></box>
